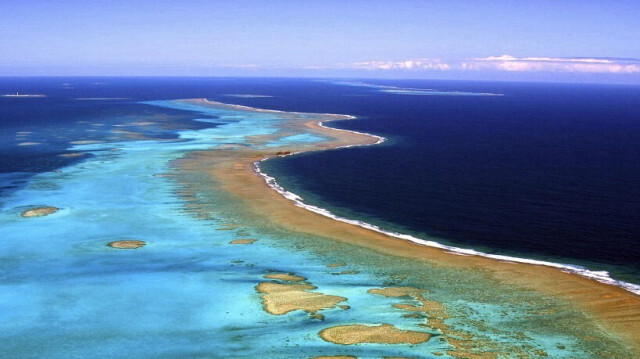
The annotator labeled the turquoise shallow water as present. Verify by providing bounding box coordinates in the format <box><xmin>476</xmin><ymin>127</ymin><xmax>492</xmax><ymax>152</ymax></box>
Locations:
<box><xmin>0</xmin><ymin>99</ymin><xmax>634</xmax><ymax>358</ymax></box>
<box><xmin>0</xmin><ymin>101</ymin><xmax>439</xmax><ymax>358</ymax></box>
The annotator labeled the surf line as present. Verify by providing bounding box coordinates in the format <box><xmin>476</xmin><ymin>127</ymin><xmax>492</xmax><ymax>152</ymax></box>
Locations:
<box><xmin>253</xmin><ymin>120</ymin><xmax>640</xmax><ymax>297</ymax></box>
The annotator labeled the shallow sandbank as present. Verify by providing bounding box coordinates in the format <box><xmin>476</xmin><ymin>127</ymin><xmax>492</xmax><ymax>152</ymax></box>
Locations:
<box><xmin>264</xmin><ymin>273</ymin><xmax>306</xmax><ymax>282</ymax></box>
<box><xmin>256</xmin><ymin>280</ymin><xmax>346</xmax><ymax>316</ymax></box>
<box><xmin>107</xmin><ymin>240</ymin><xmax>147</xmax><ymax>249</ymax></box>
<box><xmin>21</xmin><ymin>206</ymin><xmax>59</xmax><ymax>217</ymax></box>
<box><xmin>319</xmin><ymin>324</ymin><xmax>430</xmax><ymax>345</ymax></box>
<box><xmin>229</xmin><ymin>239</ymin><xmax>257</xmax><ymax>244</ymax></box>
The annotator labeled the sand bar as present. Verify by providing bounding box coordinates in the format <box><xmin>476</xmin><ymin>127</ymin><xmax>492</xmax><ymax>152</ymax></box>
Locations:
<box><xmin>17</xmin><ymin>142</ymin><xmax>41</xmax><ymax>146</ymax></box>
<box><xmin>319</xmin><ymin>324</ymin><xmax>431</xmax><ymax>345</ymax></box>
<box><xmin>21</xmin><ymin>206</ymin><xmax>59</xmax><ymax>217</ymax></box>
<box><xmin>229</xmin><ymin>239</ymin><xmax>257</xmax><ymax>244</ymax></box>
<box><xmin>107</xmin><ymin>240</ymin><xmax>147</xmax><ymax>249</ymax></box>
<box><xmin>264</xmin><ymin>273</ymin><xmax>307</xmax><ymax>282</ymax></box>
<box><xmin>2</xmin><ymin>93</ymin><xmax>46</xmax><ymax>98</ymax></box>
<box><xmin>256</xmin><ymin>281</ymin><xmax>346</xmax><ymax>316</ymax></box>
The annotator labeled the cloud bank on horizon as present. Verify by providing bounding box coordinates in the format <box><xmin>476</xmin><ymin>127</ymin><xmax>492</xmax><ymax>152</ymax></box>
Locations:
<box><xmin>2</xmin><ymin>1</ymin><xmax>639</xmax><ymax>82</ymax></box>
<box><xmin>329</xmin><ymin>55</ymin><xmax>640</xmax><ymax>74</ymax></box>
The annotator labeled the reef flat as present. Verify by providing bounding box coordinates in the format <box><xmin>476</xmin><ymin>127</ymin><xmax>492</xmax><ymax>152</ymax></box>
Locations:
<box><xmin>175</xmin><ymin>99</ymin><xmax>640</xmax><ymax>357</ymax></box>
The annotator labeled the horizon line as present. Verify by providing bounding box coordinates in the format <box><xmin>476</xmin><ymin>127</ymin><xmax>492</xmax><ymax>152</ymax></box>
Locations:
<box><xmin>0</xmin><ymin>74</ymin><xmax>639</xmax><ymax>86</ymax></box>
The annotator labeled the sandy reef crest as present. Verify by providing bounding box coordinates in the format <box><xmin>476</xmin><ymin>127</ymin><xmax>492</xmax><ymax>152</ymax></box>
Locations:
<box><xmin>176</xmin><ymin>99</ymin><xmax>640</xmax><ymax>355</ymax></box>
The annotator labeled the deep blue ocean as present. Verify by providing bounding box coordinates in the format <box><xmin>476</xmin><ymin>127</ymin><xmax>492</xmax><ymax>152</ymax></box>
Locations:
<box><xmin>2</xmin><ymin>77</ymin><xmax>639</xmax><ymax>285</ymax></box>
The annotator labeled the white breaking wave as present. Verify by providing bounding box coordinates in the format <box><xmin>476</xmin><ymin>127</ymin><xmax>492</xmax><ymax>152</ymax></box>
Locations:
<box><xmin>316</xmin><ymin>119</ymin><xmax>386</xmax><ymax>146</ymax></box>
<box><xmin>254</xmin><ymin>123</ymin><xmax>640</xmax><ymax>297</ymax></box>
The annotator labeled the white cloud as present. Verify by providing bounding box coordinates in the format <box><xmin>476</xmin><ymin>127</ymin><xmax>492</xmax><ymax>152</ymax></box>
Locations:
<box><xmin>337</xmin><ymin>59</ymin><xmax>451</xmax><ymax>71</ymax></box>
<box><xmin>464</xmin><ymin>55</ymin><xmax>640</xmax><ymax>73</ymax></box>
<box><xmin>319</xmin><ymin>55</ymin><xmax>640</xmax><ymax>74</ymax></box>
<box><xmin>220</xmin><ymin>64</ymin><xmax>261</xmax><ymax>69</ymax></box>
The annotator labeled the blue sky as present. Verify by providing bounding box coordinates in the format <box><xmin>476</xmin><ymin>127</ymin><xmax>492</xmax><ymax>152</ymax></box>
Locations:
<box><xmin>1</xmin><ymin>0</ymin><xmax>639</xmax><ymax>82</ymax></box>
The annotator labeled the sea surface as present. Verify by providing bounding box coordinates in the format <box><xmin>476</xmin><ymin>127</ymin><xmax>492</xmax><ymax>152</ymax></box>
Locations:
<box><xmin>1</xmin><ymin>77</ymin><xmax>639</xmax><ymax>358</ymax></box>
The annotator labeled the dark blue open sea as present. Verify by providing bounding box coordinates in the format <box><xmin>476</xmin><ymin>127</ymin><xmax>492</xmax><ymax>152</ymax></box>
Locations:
<box><xmin>2</xmin><ymin>77</ymin><xmax>640</xmax><ymax>285</ymax></box>
<box><xmin>257</xmin><ymin>79</ymin><xmax>640</xmax><ymax>285</ymax></box>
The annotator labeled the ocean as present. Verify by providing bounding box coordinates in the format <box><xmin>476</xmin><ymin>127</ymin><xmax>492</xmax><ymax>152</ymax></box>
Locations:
<box><xmin>1</xmin><ymin>77</ymin><xmax>639</xmax><ymax>357</ymax></box>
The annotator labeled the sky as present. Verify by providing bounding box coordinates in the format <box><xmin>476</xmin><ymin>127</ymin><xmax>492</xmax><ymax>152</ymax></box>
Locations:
<box><xmin>1</xmin><ymin>0</ymin><xmax>639</xmax><ymax>83</ymax></box>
